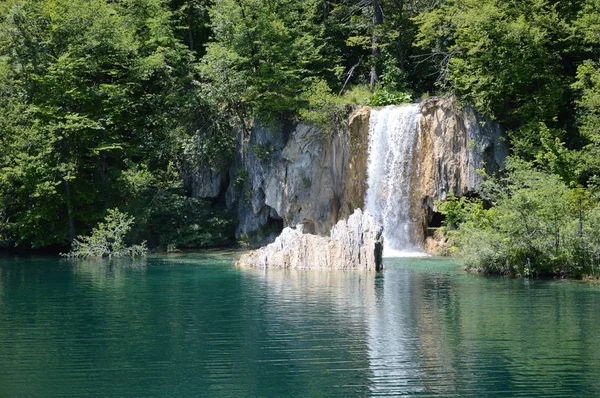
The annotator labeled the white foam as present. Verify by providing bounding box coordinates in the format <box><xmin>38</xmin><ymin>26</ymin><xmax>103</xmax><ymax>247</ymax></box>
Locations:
<box><xmin>383</xmin><ymin>248</ymin><xmax>430</xmax><ymax>258</ymax></box>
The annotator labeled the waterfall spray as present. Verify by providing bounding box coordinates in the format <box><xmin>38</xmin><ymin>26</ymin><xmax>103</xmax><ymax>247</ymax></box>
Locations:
<box><xmin>365</xmin><ymin>105</ymin><xmax>427</xmax><ymax>257</ymax></box>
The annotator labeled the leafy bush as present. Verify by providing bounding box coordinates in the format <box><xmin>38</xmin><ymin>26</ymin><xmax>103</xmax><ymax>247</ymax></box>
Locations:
<box><xmin>62</xmin><ymin>209</ymin><xmax>147</xmax><ymax>258</ymax></box>
<box><xmin>299</xmin><ymin>80</ymin><xmax>347</xmax><ymax>135</ymax></box>
<box><xmin>369</xmin><ymin>89</ymin><xmax>412</xmax><ymax>106</ymax></box>
<box><xmin>447</xmin><ymin>159</ymin><xmax>600</xmax><ymax>277</ymax></box>
<box><xmin>434</xmin><ymin>194</ymin><xmax>486</xmax><ymax>256</ymax></box>
<box><xmin>436</xmin><ymin>193</ymin><xmax>485</xmax><ymax>230</ymax></box>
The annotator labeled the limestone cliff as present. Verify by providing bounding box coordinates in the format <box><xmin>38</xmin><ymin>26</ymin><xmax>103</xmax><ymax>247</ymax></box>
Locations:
<box><xmin>418</xmin><ymin>98</ymin><xmax>506</xmax><ymax>202</ymax></box>
<box><xmin>417</xmin><ymin>98</ymin><xmax>508</xmax><ymax>242</ymax></box>
<box><xmin>187</xmin><ymin>98</ymin><xmax>507</xmax><ymax>250</ymax></box>
<box><xmin>221</xmin><ymin>108</ymin><xmax>370</xmax><ymax>246</ymax></box>
<box><xmin>185</xmin><ymin>167</ymin><xmax>228</xmax><ymax>199</ymax></box>
<box><xmin>237</xmin><ymin>209</ymin><xmax>383</xmax><ymax>270</ymax></box>
<box><xmin>339</xmin><ymin>107</ymin><xmax>370</xmax><ymax>221</ymax></box>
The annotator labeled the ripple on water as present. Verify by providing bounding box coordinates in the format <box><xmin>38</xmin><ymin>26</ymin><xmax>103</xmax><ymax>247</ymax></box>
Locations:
<box><xmin>0</xmin><ymin>255</ymin><xmax>599</xmax><ymax>397</ymax></box>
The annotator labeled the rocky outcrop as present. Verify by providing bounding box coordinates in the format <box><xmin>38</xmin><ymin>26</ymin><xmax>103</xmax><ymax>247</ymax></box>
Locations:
<box><xmin>226</xmin><ymin>108</ymin><xmax>370</xmax><ymax>246</ymax></box>
<box><xmin>237</xmin><ymin>209</ymin><xmax>383</xmax><ymax>270</ymax></box>
<box><xmin>188</xmin><ymin>97</ymin><xmax>506</xmax><ymax>250</ymax></box>
<box><xmin>417</xmin><ymin>98</ymin><xmax>508</xmax><ymax>243</ymax></box>
<box><xmin>418</xmin><ymin>98</ymin><xmax>507</xmax><ymax>202</ymax></box>
<box><xmin>225</xmin><ymin>122</ymin><xmax>289</xmax><ymax>245</ymax></box>
<box><xmin>186</xmin><ymin>167</ymin><xmax>228</xmax><ymax>199</ymax></box>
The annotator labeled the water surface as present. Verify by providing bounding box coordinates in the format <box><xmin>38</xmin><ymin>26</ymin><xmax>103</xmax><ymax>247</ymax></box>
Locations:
<box><xmin>1</xmin><ymin>254</ymin><xmax>599</xmax><ymax>397</ymax></box>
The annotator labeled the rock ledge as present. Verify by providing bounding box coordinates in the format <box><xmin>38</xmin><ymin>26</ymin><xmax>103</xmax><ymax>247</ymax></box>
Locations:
<box><xmin>237</xmin><ymin>209</ymin><xmax>383</xmax><ymax>271</ymax></box>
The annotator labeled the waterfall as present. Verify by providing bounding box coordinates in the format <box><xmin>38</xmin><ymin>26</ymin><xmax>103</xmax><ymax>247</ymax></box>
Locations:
<box><xmin>365</xmin><ymin>105</ymin><xmax>427</xmax><ymax>257</ymax></box>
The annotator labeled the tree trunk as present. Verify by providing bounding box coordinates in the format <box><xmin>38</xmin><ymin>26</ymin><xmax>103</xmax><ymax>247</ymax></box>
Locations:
<box><xmin>397</xmin><ymin>0</ymin><xmax>405</xmax><ymax>71</ymax></box>
<box><xmin>370</xmin><ymin>0</ymin><xmax>384</xmax><ymax>88</ymax></box>
<box><xmin>188</xmin><ymin>15</ymin><xmax>195</xmax><ymax>52</ymax></box>
<box><xmin>64</xmin><ymin>179</ymin><xmax>76</xmax><ymax>242</ymax></box>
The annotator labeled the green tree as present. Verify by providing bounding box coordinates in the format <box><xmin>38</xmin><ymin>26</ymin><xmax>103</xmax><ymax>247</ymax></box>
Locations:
<box><xmin>0</xmin><ymin>0</ymin><xmax>203</xmax><ymax>248</ymax></box>
<box><xmin>414</xmin><ymin>0</ymin><xmax>588</xmax><ymax>157</ymax></box>
<box><xmin>571</xmin><ymin>0</ymin><xmax>600</xmax><ymax>186</ymax></box>
<box><xmin>325</xmin><ymin>0</ymin><xmax>440</xmax><ymax>96</ymax></box>
<box><xmin>63</xmin><ymin>208</ymin><xmax>147</xmax><ymax>258</ymax></box>
<box><xmin>201</xmin><ymin>0</ymin><xmax>332</xmax><ymax>122</ymax></box>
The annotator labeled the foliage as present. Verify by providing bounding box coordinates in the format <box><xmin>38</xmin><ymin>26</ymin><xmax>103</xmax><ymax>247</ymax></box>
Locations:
<box><xmin>434</xmin><ymin>193</ymin><xmax>486</xmax><ymax>256</ymax></box>
<box><xmin>369</xmin><ymin>88</ymin><xmax>412</xmax><ymax>106</ymax></box>
<box><xmin>0</xmin><ymin>0</ymin><xmax>232</xmax><ymax>250</ymax></box>
<box><xmin>130</xmin><ymin>192</ymin><xmax>235</xmax><ymax>250</ymax></box>
<box><xmin>325</xmin><ymin>0</ymin><xmax>441</xmax><ymax>94</ymax></box>
<box><xmin>341</xmin><ymin>84</ymin><xmax>373</xmax><ymax>105</ymax></box>
<box><xmin>200</xmin><ymin>0</ymin><xmax>331</xmax><ymax>123</ymax></box>
<box><xmin>62</xmin><ymin>209</ymin><xmax>147</xmax><ymax>258</ymax></box>
<box><xmin>448</xmin><ymin>159</ymin><xmax>600</xmax><ymax>277</ymax></box>
<box><xmin>533</xmin><ymin>123</ymin><xmax>579</xmax><ymax>185</ymax></box>
<box><xmin>200</xmin><ymin>0</ymin><xmax>440</xmax><ymax>121</ymax></box>
<box><xmin>299</xmin><ymin>80</ymin><xmax>347</xmax><ymax>135</ymax></box>
<box><xmin>571</xmin><ymin>0</ymin><xmax>600</xmax><ymax>184</ymax></box>
<box><xmin>179</xmin><ymin>105</ymin><xmax>237</xmax><ymax>168</ymax></box>
<box><xmin>414</xmin><ymin>0</ymin><xmax>593</xmax><ymax>161</ymax></box>
<box><xmin>167</xmin><ymin>0</ymin><xmax>212</xmax><ymax>56</ymax></box>
<box><xmin>436</xmin><ymin>193</ymin><xmax>485</xmax><ymax>231</ymax></box>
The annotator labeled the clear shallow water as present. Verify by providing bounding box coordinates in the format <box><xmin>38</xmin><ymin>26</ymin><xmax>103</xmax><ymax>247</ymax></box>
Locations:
<box><xmin>1</xmin><ymin>254</ymin><xmax>600</xmax><ymax>397</ymax></box>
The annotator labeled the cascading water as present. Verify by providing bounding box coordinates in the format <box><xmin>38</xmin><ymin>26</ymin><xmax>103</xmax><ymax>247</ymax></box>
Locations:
<box><xmin>365</xmin><ymin>105</ymin><xmax>427</xmax><ymax>257</ymax></box>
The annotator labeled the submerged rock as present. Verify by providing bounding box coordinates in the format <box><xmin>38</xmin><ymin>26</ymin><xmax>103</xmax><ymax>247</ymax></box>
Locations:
<box><xmin>237</xmin><ymin>209</ymin><xmax>383</xmax><ymax>271</ymax></box>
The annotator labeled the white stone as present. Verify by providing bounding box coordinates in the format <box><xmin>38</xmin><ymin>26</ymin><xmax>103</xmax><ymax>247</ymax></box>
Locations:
<box><xmin>237</xmin><ymin>209</ymin><xmax>383</xmax><ymax>271</ymax></box>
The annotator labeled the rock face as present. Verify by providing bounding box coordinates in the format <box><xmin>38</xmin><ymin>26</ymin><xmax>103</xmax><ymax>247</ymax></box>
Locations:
<box><xmin>187</xmin><ymin>97</ymin><xmax>507</xmax><ymax>250</ymax></box>
<box><xmin>418</xmin><ymin>98</ymin><xmax>507</xmax><ymax>204</ymax></box>
<box><xmin>225</xmin><ymin>122</ymin><xmax>289</xmax><ymax>244</ymax></box>
<box><xmin>185</xmin><ymin>167</ymin><xmax>228</xmax><ymax>199</ymax></box>
<box><xmin>224</xmin><ymin>108</ymin><xmax>370</xmax><ymax>246</ymax></box>
<box><xmin>417</xmin><ymin>98</ymin><xmax>508</xmax><ymax>244</ymax></box>
<box><xmin>237</xmin><ymin>209</ymin><xmax>383</xmax><ymax>270</ymax></box>
<box><xmin>339</xmin><ymin>107</ymin><xmax>370</xmax><ymax>221</ymax></box>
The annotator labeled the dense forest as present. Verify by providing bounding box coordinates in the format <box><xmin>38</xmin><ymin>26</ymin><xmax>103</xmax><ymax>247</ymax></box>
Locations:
<box><xmin>0</xmin><ymin>0</ymin><xmax>599</xmax><ymax>275</ymax></box>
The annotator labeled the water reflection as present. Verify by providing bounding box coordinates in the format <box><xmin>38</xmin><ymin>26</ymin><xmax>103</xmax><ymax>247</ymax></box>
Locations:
<box><xmin>246</xmin><ymin>267</ymin><xmax>447</xmax><ymax>395</ymax></box>
<box><xmin>248</xmin><ymin>268</ymin><xmax>377</xmax><ymax>311</ymax></box>
<box><xmin>242</xmin><ymin>268</ymin><xmax>377</xmax><ymax>396</ymax></box>
<box><xmin>368</xmin><ymin>270</ymin><xmax>425</xmax><ymax>396</ymax></box>
<box><xmin>2</xmin><ymin>256</ymin><xmax>600</xmax><ymax>397</ymax></box>
<box><xmin>379</xmin><ymin>260</ymin><xmax>600</xmax><ymax>397</ymax></box>
<box><xmin>249</xmin><ymin>261</ymin><xmax>600</xmax><ymax>397</ymax></box>
<box><xmin>69</xmin><ymin>258</ymin><xmax>148</xmax><ymax>288</ymax></box>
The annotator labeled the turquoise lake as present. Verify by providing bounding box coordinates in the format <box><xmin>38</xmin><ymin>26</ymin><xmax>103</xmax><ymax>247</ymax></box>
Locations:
<box><xmin>1</xmin><ymin>253</ymin><xmax>600</xmax><ymax>397</ymax></box>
